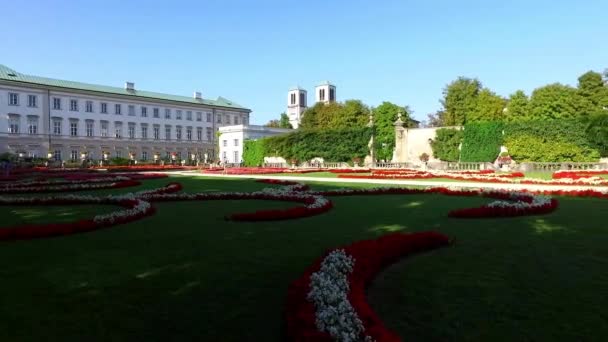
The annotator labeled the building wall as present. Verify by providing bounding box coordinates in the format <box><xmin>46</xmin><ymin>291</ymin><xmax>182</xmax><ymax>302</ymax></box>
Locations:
<box><xmin>0</xmin><ymin>83</ymin><xmax>250</xmax><ymax>161</ymax></box>
<box><xmin>393</xmin><ymin>126</ymin><xmax>463</xmax><ymax>164</ymax></box>
<box><xmin>218</xmin><ymin>125</ymin><xmax>292</xmax><ymax>163</ymax></box>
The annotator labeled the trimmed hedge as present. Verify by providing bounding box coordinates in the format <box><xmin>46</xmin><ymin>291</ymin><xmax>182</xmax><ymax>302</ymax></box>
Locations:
<box><xmin>430</xmin><ymin>128</ymin><xmax>463</xmax><ymax>162</ymax></box>
<box><xmin>242</xmin><ymin>127</ymin><xmax>372</xmax><ymax>165</ymax></box>
<box><xmin>504</xmin><ymin>119</ymin><xmax>600</xmax><ymax>162</ymax></box>
<box><xmin>242</xmin><ymin>140</ymin><xmax>265</xmax><ymax>166</ymax></box>
<box><xmin>460</xmin><ymin>122</ymin><xmax>504</xmax><ymax>162</ymax></box>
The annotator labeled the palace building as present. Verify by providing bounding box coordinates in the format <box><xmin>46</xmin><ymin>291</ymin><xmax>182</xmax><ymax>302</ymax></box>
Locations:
<box><xmin>0</xmin><ymin>64</ymin><xmax>251</xmax><ymax>162</ymax></box>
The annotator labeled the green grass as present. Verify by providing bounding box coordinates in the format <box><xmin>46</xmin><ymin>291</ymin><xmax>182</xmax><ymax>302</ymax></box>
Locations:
<box><xmin>0</xmin><ymin>176</ymin><xmax>607</xmax><ymax>341</ymax></box>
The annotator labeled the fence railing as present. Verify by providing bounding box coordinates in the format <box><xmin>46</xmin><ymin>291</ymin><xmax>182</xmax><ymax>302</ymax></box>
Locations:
<box><xmin>371</xmin><ymin>162</ymin><xmax>415</xmax><ymax>169</ymax></box>
<box><xmin>425</xmin><ymin>162</ymin><xmax>495</xmax><ymax>171</ymax></box>
<box><xmin>324</xmin><ymin>162</ymin><xmax>350</xmax><ymax>168</ymax></box>
<box><xmin>263</xmin><ymin>162</ymin><xmax>288</xmax><ymax>168</ymax></box>
<box><xmin>518</xmin><ymin>162</ymin><xmax>608</xmax><ymax>172</ymax></box>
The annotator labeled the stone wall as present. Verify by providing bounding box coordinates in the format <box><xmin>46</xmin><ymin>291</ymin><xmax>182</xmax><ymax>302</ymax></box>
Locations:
<box><xmin>392</xmin><ymin>126</ymin><xmax>462</xmax><ymax>165</ymax></box>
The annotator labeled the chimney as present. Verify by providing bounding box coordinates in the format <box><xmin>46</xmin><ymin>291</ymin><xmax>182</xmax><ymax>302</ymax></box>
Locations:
<box><xmin>194</xmin><ymin>91</ymin><xmax>202</xmax><ymax>100</ymax></box>
<box><xmin>125</xmin><ymin>82</ymin><xmax>135</xmax><ymax>91</ymax></box>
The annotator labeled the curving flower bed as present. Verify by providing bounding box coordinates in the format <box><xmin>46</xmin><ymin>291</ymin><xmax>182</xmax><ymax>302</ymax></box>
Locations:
<box><xmin>0</xmin><ymin>182</ymin><xmax>182</xmax><ymax>241</ymax></box>
<box><xmin>338</xmin><ymin>169</ymin><xmax>608</xmax><ymax>186</ymax></box>
<box><xmin>0</xmin><ymin>196</ymin><xmax>154</xmax><ymax>241</ymax></box>
<box><xmin>552</xmin><ymin>170</ymin><xmax>608</xmax><ymax>179</ymax></box>
<box><xmin>0</xmin><ymin>179</ymin><xmax>142</xmax><ymax>194</ymax></box>
<box><xmin>285</xmin><ymin>231</ymin><xmax>451</xmax><ymax>342</ymax></box>
<box><xmin>0</xmin><ymin>173</ymin><xmax>168</xmax><ymax>194</ymax></box>
<box><xmin>143</xmin><ymin>186</ymin><xmax>330</xmax><ymax>222</ymax></box>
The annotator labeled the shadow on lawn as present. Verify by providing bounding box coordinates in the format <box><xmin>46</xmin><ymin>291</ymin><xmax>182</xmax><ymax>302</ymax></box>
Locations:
<box><xmin>0</xmin><ymin>177</ymin><xmax>606</xmax><ymax>341</ymax></box>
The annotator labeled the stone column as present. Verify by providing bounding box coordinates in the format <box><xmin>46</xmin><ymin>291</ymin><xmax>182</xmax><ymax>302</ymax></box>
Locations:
<box><xmin>392</xmin><ymin>112</ymin><xmax>406</xmax><ymax>162</ymax></box>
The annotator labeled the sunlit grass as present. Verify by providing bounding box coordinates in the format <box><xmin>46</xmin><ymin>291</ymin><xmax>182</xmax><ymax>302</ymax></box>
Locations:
<box><xmin>0</xmin><ymin>176</ymin><xmax>606</xmax><ymax>341</ymax></box>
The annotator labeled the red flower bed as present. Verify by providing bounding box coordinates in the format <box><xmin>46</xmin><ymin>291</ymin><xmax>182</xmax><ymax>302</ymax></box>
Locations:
<box><xmin>101</xmin><ymin>165</ymin><xmax>195</xmax><ymax>172</ymax></box>
<box><xmin>0</xmin><ymin>197</ymin><xmax>154</xmax><ymax>241</ymax></box>
<box><xmin>285</xmin><ymin>231</ymin><xmax>451</xmax><ymax>342</ymax></box>
<box><xmin>0</xmin><ymin>182</ymin><xmax>182</xmax><ymax>241</ymax></box>
<box><xmin>448</xmin><ymin>199</ymin><xmax>558</xmax><ymax>218</ymax></box>
<box><xmin>201</xmin><ymin>167</ymin><xmax>288</xmax><ymax>175</ymax></box>
<box><xmin>552</xmin><ymin>170</ymin><xmax>608</xmax><ymax>179</ymax></box>
<box><xmin>328</xmin><ymin>169</ymin><xmax>371</xmax><ymax>174</ymax></box>
<box><xmin>0</xmin><ymin>180</ymin><xmax>142</xmax><ymax>194</ymax></box>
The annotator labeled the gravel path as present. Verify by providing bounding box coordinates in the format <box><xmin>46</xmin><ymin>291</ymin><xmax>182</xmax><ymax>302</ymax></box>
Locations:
<box><xmin>165</xmin><ymin>171</ymin><xmax>608</xmax><ymax>192</ymax></box>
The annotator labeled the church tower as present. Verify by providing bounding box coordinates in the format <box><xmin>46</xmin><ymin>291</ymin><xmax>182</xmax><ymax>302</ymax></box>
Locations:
<box><xmin>315</xmin><ymin>81</ymin><xmax>336</xmax><ymax>104</ymax></box>
<box><xmin>287</xmin><ymin>86</ymin><xmax>307</xmax><ymax>129</ymax></box>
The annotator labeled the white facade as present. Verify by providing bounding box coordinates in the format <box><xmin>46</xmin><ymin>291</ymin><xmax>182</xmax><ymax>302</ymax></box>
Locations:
<box><xmin>218</xmin><ymin>125</ymin><xmax>292</xmax><ymax>164</ymax></box>
<box><xmin>287</xmin><ymin>87</ymin><xmax>307</xmax><ymax>129</ymax></box>
<box><xmin>315</xmin><ymin>81</ymin><xmax>336</xmax><ymax>104</ymax></box>
<box><xmin>0</xmin><ymin>65</ymin><xmax>250</xmax><ymax>162</ymax></box>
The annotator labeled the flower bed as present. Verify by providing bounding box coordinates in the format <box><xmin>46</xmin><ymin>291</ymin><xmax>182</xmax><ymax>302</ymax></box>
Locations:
<box><xmin>552</xmin><ymin>170</ymin><xmax>608</xmax><ymax>179</ymax></box>
<box><xmin>328</xmin><ymin>169</ymin><xmax>371</xmax><ymax>174</ymax></box>
<box><xmin>338</xmin><ymin>169</ymin><xmax>608</xmax><ymax>186</ymax></box>
<box><xmin>201</xmin><ymin>167</ymin><xmax>288</xmax><ymax>175</ymax></box>
<box><xmin>285</xmin><ymin>231</ymin><xmax>451</xmax><ymax>342</ymax></box>
<box><xmin>0</xmin><ymin>196</ymin><xmax>154</xmax><ymax>241</ymax></box>
<box><xmin>143</xmin><ymin>187</ymin><xmax>329</xmax><ymax>222</ymax></box>
<box><xmin>0</xmin><ymin>179</ymin><xmax>141</xmax><ymax>194</ymax></box>
<box><xmin>0</xmin><ymin>182</ymin><xmax>183</xmax><ymax>241</ymax></box>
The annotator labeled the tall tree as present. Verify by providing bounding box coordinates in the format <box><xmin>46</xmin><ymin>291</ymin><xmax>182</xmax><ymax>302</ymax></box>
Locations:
<box><xmin>577</xmin><ymin>71</ymin><xmax>608</xmax><ymax>111</ymax></box>
<box><xmin>468</xmin><ymin>88</ymin><xmax>506</xmax><ymax>122</ymax></box>
<box><xmin>279</xmin><ymin>113</ymin><xmax>293</xmax><ymax>129</ymax></box>
<box><xmin>265</xmin><ymin>119</ymin><xmax>280</xmax><ymax>128</ymax></box>
<box><xmin>330</xmin><ymin>100</ymin><xmax>368</xmax><ymax>128</ymax></box>
<box><xmin>424</xmin><ymin>110</ymin><xmax>446</xmax><ymax>127</ymax></box>
<box><xmin>373</xmin><ymin>102</ymin><xmax>411</xmax><ymax>161</ymax></box>
<box><xmin>528</xmin><ymin>83</ymin><xmax>593</xmax><ymax>120</ymax></box>
<box><xmin>504</xmin><ymin>90</ymin><xmax>529</xmax><ymax>121</ymax></box>
<box><xmin>441</xmin><ymin>77</ymin><xmax>482</xmax><ymax>125</ymax></box>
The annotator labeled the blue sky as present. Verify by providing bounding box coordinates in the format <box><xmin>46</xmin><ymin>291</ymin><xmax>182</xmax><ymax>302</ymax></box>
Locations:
<box><xmin>3</xmin><ymin>0</ymin><xmax>608</xmax><ymax>124</ymax></box>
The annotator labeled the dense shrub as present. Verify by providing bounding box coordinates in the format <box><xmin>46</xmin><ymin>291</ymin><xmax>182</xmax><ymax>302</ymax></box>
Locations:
<box><xmin>460</xmin><ymin>122</ymin><xmax>504</xmax><ymax>162</ymax></box>
<box><xmin>505</xmin><ymin>135</ymin><xmax>600</xmax><ymax>162</ymax></box>
<box><xmin>430</xmin><ymin>128</ymin><xmax>463</xmax><ymax>161</ymax></box>
<box><xmin>242</xmin><ymin>127</ymin><xmax>372</xmax><ymax>165</ymax></box>
<box><xmin>109</xmin><ymin>157</ymin><xmax>130</xmax><ymax>166</ymax></box>
<box><xmin>504</xmin><ymin>119</ymin><xmax>601</xmax><ymax>162</ymax></box>
<box><xmin>242</xmin><ymin>140</ymin><xmax>265</xmax><ymax>166</ymax></box>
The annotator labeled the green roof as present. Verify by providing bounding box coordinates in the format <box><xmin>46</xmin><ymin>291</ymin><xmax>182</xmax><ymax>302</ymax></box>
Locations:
<box><xmin>0</xmin><ymin>64</ymin><xmax>249</xmax><ymax>111</ymax></box>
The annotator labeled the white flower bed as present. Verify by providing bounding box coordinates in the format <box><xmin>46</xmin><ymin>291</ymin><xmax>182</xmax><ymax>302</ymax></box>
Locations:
<box><xmin>307</xmin><ymin>249</ymin><xmax>371</xmax><ymax>342</ymax></box>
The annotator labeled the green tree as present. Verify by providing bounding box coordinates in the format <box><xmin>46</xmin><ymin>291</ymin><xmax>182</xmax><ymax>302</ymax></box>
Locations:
<box><xmin>330</xmin><ymin>100</ymin><xmax>368</xmax><ymax>128</ymax></box>
<box><xmin>441</xmin><ymin>77</ymin><xmax>482</xmax><ymax>125</ymax></box>
<box><xmin>265</xmin><ymin>119</ymin><xmax>280</xmax><ymax>128</ymax></box>
<box><xmin>373</xmin><ymin>102</ymin><xmax>411</xmax><ymax>161</ymax></box>
<box><xmin>430</xmin><ymin>128</ymin><xmax>463</xmax><ymax>161</ymax></box>
<box><xmin>584</xmin><ymin>113</ymin><xmax>608</xmax><ymax>157</ymax></box>
<box><xmin>279</xmin><ymin>113</ymin><xmax>293</xmax><ymax>129</ymax></box>
<box><xmin>577</xmin><ymin>71</ymin><xmax>608</xmax><ymax>111</ymax></box>
<box><xmin>300</xmin><ymin>102</ymin><xmax>343</xmax><ymax>129</ymax></box>
<box><xmin>528</xmin><ymin>83</ymin><xmax>595</xmax><ymax>120</ymax></box>
<box><xmin>504</xmin><ymin>90</ymin><xmax>529</xmax><ymax>121</ymax></box>
<box><xmin>468</xmin><ymin>88</ymin><xmax>506</xmax><ymax>122</ymax></box>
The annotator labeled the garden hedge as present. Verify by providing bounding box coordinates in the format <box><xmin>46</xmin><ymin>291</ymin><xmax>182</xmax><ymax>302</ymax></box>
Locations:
<box><xmin>430</xmin><ymin>128</ymin><xmax>463</xmax><ymax>162</ymax></box>
<box><xmin>242</xmin><ymin>127</ymin><xmax>372</xmax><ymax>165</ymax></box>
<box><xmin>504</xmin><ymin>119</ymin><xmax>600</xmax><ymax>162</ymax></box>
<box><xmin>460</xmin><ymin>122</ymin><xmax>504</xmax><ymax>162</ymax></box>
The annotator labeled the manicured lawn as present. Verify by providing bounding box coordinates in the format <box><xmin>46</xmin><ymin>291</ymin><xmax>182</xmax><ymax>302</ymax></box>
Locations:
<box><xmin>0</xmin><ymin>176</ymin><xmax>607</xmax><ymax>341</ymax></box>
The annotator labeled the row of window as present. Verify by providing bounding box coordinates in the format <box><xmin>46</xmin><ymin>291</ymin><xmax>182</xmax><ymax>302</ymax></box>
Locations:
<box><xmin>222</xmin><ymin>139</ymin><xmax>240</xmax><ymax>147</ymax></box>
<box><xmin>7</xmin><ymin>117</ymin><xmax>215</xmax><ymax>142</ymax></box>
<box><xmin>7</xmin><ymin>93</ymin><xmax>247</xmax><ymax>124</ymax></box>
<box><xmin>51</xmin><ymin>150</ymin><xmax>211</xmax><ymax>162</ymax></box>
<box><xmin>221</xmin><ymin>151</ymin><xmax>240</xmax><ymax>163</ymax></box>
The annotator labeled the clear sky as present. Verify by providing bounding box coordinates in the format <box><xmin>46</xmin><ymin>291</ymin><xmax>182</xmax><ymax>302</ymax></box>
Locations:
<box><xmin>2</xmin><ymin>0</ymin><xmax>608</xmax><ymax>124</ymax></box>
